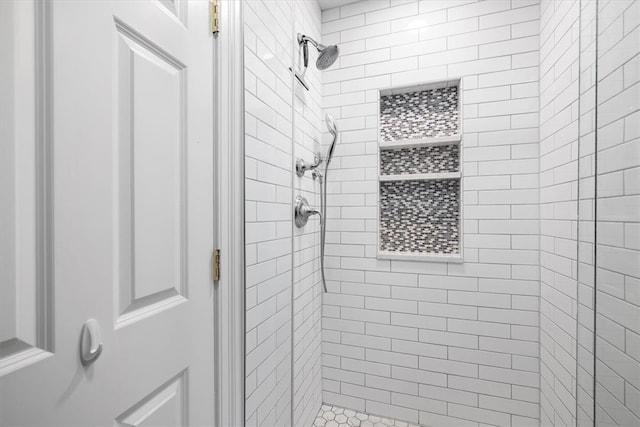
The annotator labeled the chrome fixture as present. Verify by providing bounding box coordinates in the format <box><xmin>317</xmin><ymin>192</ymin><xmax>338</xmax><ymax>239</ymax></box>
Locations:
<box><xmin>294</xmin><ymin>196</ymin><xmax>321</xmax><ymax>228</ymax></box>
<box><xmin>293</xmin><ymin>72</ymin><xmax>310</xmax><ymax>91</ymax></box>
<box><xmin>292</xmin><ymin>33</ymin><xmax>340</xmax><ymax>91</ymax></box>
<box><xmin>295</xmin><ymin>154</ymin><xmax>322</xmax><ymax>177</ymax></box>
<box><xmin>297</xmin><ymin>33</ymin><xmax>340</xmax><ymax>71</ymax></box>
<box><xmin>323</xmin><ymin>113</ymin><xmax>339</xmax><ymax>165</ymax></box>
<box><xmin>292</xmin><ymin>117</ymin><xmax>339</xmax><ymax>293</ymax></box>
<box><xmin>318</xmin><ymin>113</ymin><xmax>338</xmax><ymax>293</ymax></box>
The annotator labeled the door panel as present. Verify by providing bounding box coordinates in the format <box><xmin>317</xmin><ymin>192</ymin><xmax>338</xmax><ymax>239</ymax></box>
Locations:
<box><xmin>0</xmin><ymin>0</ymin><xmax>54</xmax><ymax>376</ymax></box>
<box><xmin>157</xmin><ymin>0</ymin><xmax>188</xmax><ymax>26</ymax></box>
<box><xmin>115</xmin><ymin>21</ymin><xmax>188</xmax><ymax>324</ymax></box>
<box><xmin>116</xmin><ymin>370</ymin><xmax>187</xmax><ymax>427</ymax></box>
<box><xmin>0</xmin><ymin>1</ymin><xmax>215</xmax><ymax>425</ymax></box>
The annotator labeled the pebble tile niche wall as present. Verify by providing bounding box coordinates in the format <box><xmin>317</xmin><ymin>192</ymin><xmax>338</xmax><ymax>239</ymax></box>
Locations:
<box><xmin>378</xmin><ymin>81</ymin><xmax>462</xmax><ymax>261</ymax></box>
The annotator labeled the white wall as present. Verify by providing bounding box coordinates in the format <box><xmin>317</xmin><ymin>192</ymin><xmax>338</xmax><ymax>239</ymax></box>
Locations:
<box><xmin>320</xmin><ymin>1</ymin><xmax>541</xmax><ymax>426</ymax></box>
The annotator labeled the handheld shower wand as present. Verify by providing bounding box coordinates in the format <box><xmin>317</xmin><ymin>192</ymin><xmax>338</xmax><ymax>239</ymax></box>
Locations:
<box><xmin>319</xmin><ymin>114</ymin><xmax>338</xmax><ymax>293</ymax></box>
<box><xmin>293</xmin><ymin>114</ymin><xmax>338</xmax><ymax>293</ymax></box>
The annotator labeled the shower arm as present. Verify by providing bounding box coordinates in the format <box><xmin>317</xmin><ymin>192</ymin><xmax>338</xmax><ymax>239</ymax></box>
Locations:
<box><xmin>297</xmin><ymin>34</ymin><xmax>328</xmax><ymax>72</ymax></box>
<box><xmin>297</xmin><ymin>34</ymin><xmax>325</xmax><ymax>51</ymax></box>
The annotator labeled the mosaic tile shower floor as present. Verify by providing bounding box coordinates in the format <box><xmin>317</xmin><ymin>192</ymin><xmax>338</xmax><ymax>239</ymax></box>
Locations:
<box><xmin>312</xmin><ymin>404</ymin><xmax>420</xmax><ymax>427</ymax></box>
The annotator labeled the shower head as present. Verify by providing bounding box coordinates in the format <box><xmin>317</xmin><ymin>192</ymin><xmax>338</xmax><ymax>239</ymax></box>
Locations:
<box><xmin>297</xmin><ymin>33</ymin><xmax>340</xmax><ymax>71</ymax></box>
<box><xmin>316</xmin><ymin>44</ymin><xmax>339</xmax><ymax>70</ymax></box>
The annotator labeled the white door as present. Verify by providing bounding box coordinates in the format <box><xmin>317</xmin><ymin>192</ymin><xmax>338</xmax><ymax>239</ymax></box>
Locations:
<box><xmin>0</xmin><ymin>1</ymin><xmax>216</xmax><ymax>425</ymax></box>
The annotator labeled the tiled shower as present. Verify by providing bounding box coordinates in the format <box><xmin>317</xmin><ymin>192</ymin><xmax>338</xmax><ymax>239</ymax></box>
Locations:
<box><xmin>243</xmin><ymin>1</ymin><xmax>639</xmax><ymax>426</ymax></box>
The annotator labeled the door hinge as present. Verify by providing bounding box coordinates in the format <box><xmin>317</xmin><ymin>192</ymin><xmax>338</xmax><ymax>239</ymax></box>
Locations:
<box><xmin>211</xmin><ymin>0</ymin><xmax>219</xmax><ymax>34</ymax></box>
<box><xmin>213</xmin><ymin>249</ymin><xmax>221</xmax><ymax>281</ymax></box>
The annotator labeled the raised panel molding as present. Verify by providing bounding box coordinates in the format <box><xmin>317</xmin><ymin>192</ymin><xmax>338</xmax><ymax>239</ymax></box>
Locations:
<box><xmin>0</xmin><ymin>0</ymin><xmax>54</xmax><ymax>377</ymax></box>
<box><xmin>156</xmin><ymin>0</ymin><xmax>188</xmax><ymax>27</ymax></box>
<box><xmin>114</xmin><ymin>20</ymin><xmax>187</xmax><ymax>328</ymax></box>
<box><xmin>116</xmin><ymin>370</ymin><xmax>188</xmax><ymax>426</ymax></box>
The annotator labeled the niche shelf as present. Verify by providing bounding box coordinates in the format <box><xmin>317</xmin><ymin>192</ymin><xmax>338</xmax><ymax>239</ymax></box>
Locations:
<box><xmin>378</xmin><ymin>134</ymin><xmax>461</xmax><ymax>150</ymax></box>
<box><xmin>377</xmin><ymin>79</ymin><xmax>463</xmax><ymax>262</ymax></box>
<box><xmin>379</xmin><ymin>172</ymin><xmax>461</xmax><ymax>182</ymax></box>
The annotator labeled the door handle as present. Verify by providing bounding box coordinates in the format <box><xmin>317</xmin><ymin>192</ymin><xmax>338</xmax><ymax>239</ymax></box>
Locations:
<box><xmin>80</xmin><ymin>319</ymin><xmax>103</xmax><ymax>366</ymax></box>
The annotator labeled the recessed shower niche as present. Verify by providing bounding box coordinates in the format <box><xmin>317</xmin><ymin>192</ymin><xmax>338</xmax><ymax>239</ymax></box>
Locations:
<box><xmin>377</xmin><ymin>80</ymin><xmax>463</xmax><ymax>262</ymax></box>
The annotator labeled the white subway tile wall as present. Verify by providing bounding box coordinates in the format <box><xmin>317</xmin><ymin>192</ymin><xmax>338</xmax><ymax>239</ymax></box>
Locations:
<box><xmin>537</xmin><ymin>0</ymin><xmax>639</xmax><ymax>426</ymax></box>
<box><xmin>594</xmin><ymin>0</ymin><xmax>640</xmax><ymax>425</ymax></box>
<box><xmin>321</xmin><ymin>1</ymin><xmax>541</xmax><ymax>426</ymax></box>
<box><xmin>243</xmin><ymin>1</ymin><xmax>639</xmax><ymax>426</ymax></box>
<box><xmin>244</xmin><ymin>1</ymin><xmax>295</xmax><ymax>426</ymax></box>
<box><xmin>538</xmin><ymin>0</ymin><xmax>581</xmax><ymax>425</ymax></box>
<box><xmin>576</xmin><ymin>0</ymin><xmax>597</xmax><ymax>424</ymax></box>
<box><xmin>245</xmin><ymin>0</ymin><xmax>324</xmax><ymax>425</ymax></box>
<box><xmin>293</xmin><ymin>1</ymin><xmax>324</xmax><ymax>426</ymax></box>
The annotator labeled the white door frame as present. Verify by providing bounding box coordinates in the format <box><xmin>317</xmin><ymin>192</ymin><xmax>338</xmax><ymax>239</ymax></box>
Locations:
<box><xmin>214</xmin><ymin>1</ymin><xmax>244</xmax><ymax>426</ymax></box>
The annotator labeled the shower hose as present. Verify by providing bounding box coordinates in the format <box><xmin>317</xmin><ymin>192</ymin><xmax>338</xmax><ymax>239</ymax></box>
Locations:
<box><xmin>319</xmin><ymin>161</ymin><xmax>329</xmax><ymax>293</ymax></box>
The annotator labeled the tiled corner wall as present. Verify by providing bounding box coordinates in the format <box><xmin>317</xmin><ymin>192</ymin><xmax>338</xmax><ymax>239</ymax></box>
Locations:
<box><xmin>321</xmin><ymin>1</ymin><xmax>541</xmax><ymax>426</ymax></box>
<box><xmin>244</xmin><ymin>1</ymin><xmax>295</xmax><ymax>425</ymax></box>
<box><xmin>538</xmin><ymin>0</ymin><xmax>581</xmax><ymax>425</ymax></box>
<box><xmin>292</xmin><ymin>1</ymin><xmax>324</xmax><ymax>426</ymax></box>
<box><xmin>244</xmin><ymin>0</ymin><xmax>324</xmax><ymax>426</ymax></box>
<box><xmin>592</xmin><ymin>0</ymin><xmax>639</xmax><ymax>424</ymax></box>
<box><xmin>538</xmin><ymin>0</ymin><xmax>639</xmax><ymax>425</ymax></box>
<box><xmin>576</xmin><ymin>0</ymin><xmax>597</xmax><ymax>424</ymax></box>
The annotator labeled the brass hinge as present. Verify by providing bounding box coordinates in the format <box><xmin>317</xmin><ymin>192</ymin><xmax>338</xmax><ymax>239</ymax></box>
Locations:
<box><xmin>211</xmin><ymin>0</ymin><xmax>219</xmax><ymax>34</ymax></box>
<box><xmin>213</xmin><ymin>249</ymin><xmax>221</xmax><ymax>281</ymax></box>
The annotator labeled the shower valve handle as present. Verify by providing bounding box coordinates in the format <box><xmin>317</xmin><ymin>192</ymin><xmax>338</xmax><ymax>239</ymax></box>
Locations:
<box><xmin>294</xmin><ymin>196</ymin><xmax>322</xmax><ymax>228</ymax></box>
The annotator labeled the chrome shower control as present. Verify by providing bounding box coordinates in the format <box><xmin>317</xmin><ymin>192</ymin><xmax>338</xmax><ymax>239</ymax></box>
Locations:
<box><xmin>294</xmin><ymin>196</ymin><xmax>321</xmax><ymax>228</ymax></box>
<box><xmin>295</xmin><ymin>155</ymin><xmax>322</xmax><ymax>177</ymax></box>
